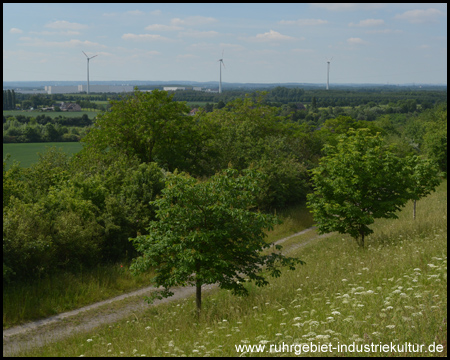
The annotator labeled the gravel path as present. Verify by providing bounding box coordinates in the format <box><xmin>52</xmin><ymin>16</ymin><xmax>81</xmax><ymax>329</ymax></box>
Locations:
<box><xmin>3</xmin><ymin>226</ymin><xmax>328</xmax><ymax>356</ymax></box>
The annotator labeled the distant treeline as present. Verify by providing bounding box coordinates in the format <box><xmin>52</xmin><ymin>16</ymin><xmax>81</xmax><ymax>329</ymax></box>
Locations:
<box><xmin>3</xmin><ymin>114</ymin><xmax>92</xmax><ymax>143</ymax></box>
<box><xmin>3</xmin><ymin>90</ymin><xmax>17</xmax><ymax>110</ymax></box>
<box><xmin>170</xmin><ymin>87</ymin><xmax>447</xmax><ymax>108</ymax></box>
<box><xmin>5</xmin><ymin>87</ymin><xmax>447</xmax><ymax>111</ymax></box>
<box><xmin>3</xmin><ymin>113</ymin><xmax>93</xmax><ymax>127</ymax></box>
<box><xmin>2</xmin><ymin>91</ymin><xmax>109</xmax><ymax>111</ymax></box>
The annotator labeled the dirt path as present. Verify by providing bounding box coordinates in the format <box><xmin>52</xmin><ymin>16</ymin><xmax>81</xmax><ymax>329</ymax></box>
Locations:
<box><xmin>3</xmin><ymin>226</ymin><xmax>328</xmax><ymax>356</ymax></box>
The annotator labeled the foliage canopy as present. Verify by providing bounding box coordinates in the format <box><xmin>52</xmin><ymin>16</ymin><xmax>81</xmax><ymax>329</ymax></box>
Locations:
<box><xmin>82</xmin><ymin>89</ymin><xmax>193</xmax><ymax>168</ymax></box>
<box><xmin>130</xmin><ymin>168</ymin><xmax>303</xmax><ymax>314</ymax></box>
<box><xmin>307</xmin><ymin>129</ymin><xmax>414</xmax><ymax>247</ymax></box>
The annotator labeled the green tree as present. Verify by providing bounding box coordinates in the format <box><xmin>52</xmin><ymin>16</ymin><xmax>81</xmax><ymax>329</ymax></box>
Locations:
<box><xmin>215</xmin><ymin>100</ymin><xmax>226</xmax><ymax>109</ymax></box>
<box><xmin>43</xmin><ymin>123</ymin><xmax>60</xmax><ymax>142</ymax></box>
<box><xmin>130</xmin><ymin>168</ymin><xmax>303</xmax><ymax>316</ymax></box>
<box><xmin>423</xmin><ymin>113</ymin><xmax>447</xmax><ymax>176</ymax></box>
<box><xmin>406</xmin><ymin>156</ymin><xmax>442</xmax><ymax>219</ymax></box>
<box><xmin>21</xmin><ymin>100</ymin><xmax>32</xmax><ymax>110</ymax></box>
<box><xmin>310</xmin><ymin>97</ymin><xmax>317</xmax><ymax>110</ymax></box>
<box><xmin>82</xmin><ymin>89</ymin><xmax>192</xmax><ymax>166</ymax></box>
<box><xmin>307</xmin><ymin>129</ymin><xmax>412</xmax><ymax>248</ymax></box>
<box><xmin>6</xmin><ymin>90</ymin><xmax>12</xmax><ymax>110</ymax></box>
<box><xmin>11</xmin><ymin>90</ymin><xmax>16</xmax><ymax>109</ymax></box>
<box><xmin>23</xmin><ymin>126</ymin><xmax>42</xmax><ymax>142</ymax></box>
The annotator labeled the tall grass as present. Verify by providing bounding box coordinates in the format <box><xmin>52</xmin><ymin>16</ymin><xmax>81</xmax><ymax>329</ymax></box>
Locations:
<box><xmin>15</xmin><ymin>181</ymin><xmax>446</xmax><ymax>357</ymax></box>
<box><xmin>3</xmin><ymin>263</ymin><xmax>155</xmax><ymax>329</ymax></box>
<box><xmin>265</xmin><ymin>203</ymin><xmax>315</xmax><ymax>243</ymax></box>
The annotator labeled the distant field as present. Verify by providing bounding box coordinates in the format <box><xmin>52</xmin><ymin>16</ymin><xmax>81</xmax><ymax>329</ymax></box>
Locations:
<box><xmin>184</xmin><ymin>101</ymin><xmax>213</xmax><ymax>107</ymax></box>
<box><xmin>91</xmin><ymin>100</ymin><xmax>110</xmax><ymax>105</ymax></box>
<box><xmin>3</xmin><ymin>110</ymin><xmax>100</xmax><ymax>119</ymax></box>
<box><xmin>3</xmin><ymin>142</ymin><xmax>83</xmax><ymax>169</ymax></box>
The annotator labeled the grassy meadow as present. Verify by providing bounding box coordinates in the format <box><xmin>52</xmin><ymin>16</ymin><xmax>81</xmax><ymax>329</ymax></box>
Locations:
<box><xmin>14</xmin><ymin>180</ymin><xmax>447</xmax><ymax>357</ymax></box>
<box><xmin>3</xmin><ymin>142</ymin><xmax>83</xmax><ymax>168</ymax></box>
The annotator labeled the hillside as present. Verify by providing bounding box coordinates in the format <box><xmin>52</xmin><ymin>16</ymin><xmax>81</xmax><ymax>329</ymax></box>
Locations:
<box><xmin>8</xmin><ymin>181</ymin><xmax>447</xmax><ymax>357</ymax></box>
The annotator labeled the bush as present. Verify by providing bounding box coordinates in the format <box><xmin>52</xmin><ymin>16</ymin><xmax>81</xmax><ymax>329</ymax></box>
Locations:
<box><xmin>3</xmin><ymin>182</ymin><xmax>103</xmax><ymax>282</ymax></box>
<box><xmin>256</xmin><ymin>156</ymin><xmax>310</xmax><ymax>209</ymax></box>
<box><xmin>3</xmin><ymin>198</ymin><xmax>54</xmax><ymax>282</ymax></box>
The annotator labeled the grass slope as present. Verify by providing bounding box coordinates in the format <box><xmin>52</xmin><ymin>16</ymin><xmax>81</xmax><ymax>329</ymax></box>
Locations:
<box><xmin>14</xmin><ymin>181</ymin><xmax>447</xmax><ymax>357</ymax></box>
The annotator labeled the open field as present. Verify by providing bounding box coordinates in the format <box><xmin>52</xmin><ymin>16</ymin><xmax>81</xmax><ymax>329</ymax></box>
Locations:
<box><xmin>91</xmin><ymin>100</ymin><xmax>110</xmax><ymax>105</ymax></box>
<box><xmin>3</xmin><ymin>142</ymin><xmax>83</xmax><ymax>168</ymax></box>
<box><xmin>3</xmin><ymin>110</ymin><xmax>100</xmax><ymax>119</ymax></box>
<box><xmin>9</xmin><ymin>181</ymin><xmax>447</xmax><ymax>357</ymax></box>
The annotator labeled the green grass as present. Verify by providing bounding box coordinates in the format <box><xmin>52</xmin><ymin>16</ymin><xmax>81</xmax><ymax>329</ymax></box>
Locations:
<box><xmin>14</xmin><ymin>181</ymin><xmax>447</xmax><ymax>357</ymax></box>
<box><xmin>90</xmin><ymin>100</ymin><xmax>110</xmax><ymax>105</ymax></box>
<box><xmin>3</xmin><ymin>110</ymin><xmax>100</xmax><ymax>119</ymax></box>
<box><xmin>3</xmin><ymin>142</ymin><xmax>83</xmax><ymax>168</ymax></box>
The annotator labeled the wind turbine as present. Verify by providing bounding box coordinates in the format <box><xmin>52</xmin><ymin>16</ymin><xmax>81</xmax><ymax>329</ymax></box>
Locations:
<box><xmin>82</xmin><ymin>51</ymin><xmax>98</xmax><ymax>95</ymax></box>
<box><xmin>218</xmin><ymin>50</ymin><xmax>225</xmax><ymax>94</ymax></box>
<box><xmin>326</xmin><ymin>57</ymin><xmax>333</xmax><ymax>90</ymax></box>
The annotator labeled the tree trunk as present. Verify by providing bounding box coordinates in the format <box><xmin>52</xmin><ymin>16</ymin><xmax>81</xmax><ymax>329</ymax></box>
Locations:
<box><xmin>195</xmin><ymin>262</ymin><xmax>201</xmax><ymax>318</ymax></box>
<box><xmin>360</xmin><ymin>229</ymin><xmax>365</xmax><ymax>249</ymax></box>
<box><xmin>196</xmin><ymin>280</ymin><xmax>201</xmax><ymax>318</ymax></box>
<box><xmin>413</xmin><ymin>199</ymin><xmax>416</xmax><ymax>220</ymax></box>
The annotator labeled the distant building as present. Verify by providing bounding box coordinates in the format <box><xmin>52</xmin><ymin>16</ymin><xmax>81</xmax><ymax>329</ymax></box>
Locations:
<box><xmin>14</xmin><ymin>89</ymin><xmax>47</xmax><ymax>94</ymax></box>
<box><xmin>193</xmin><ymin>87</ymin><xmax>203</xmax><ymax>91</ymax></box>
<box><xmin>77</xmin><ymin>85</ymin><xmax>133</xmax><ymax>93</ymax></box>
<box><xmin>44</xmin><ymin>85</ymin><xmax>133</xmax><ymax>94</ymax></box>
<box><xmin>45</xmin><ymin>86</ymin><xmax>79</xmax><ymax>94</ymax></box>
<box><xmin>60</xmin><ymin>102</ymin><xmax>81</xmax><ymax>111</ymax></box>
<box><xmin>163</xmin><ymin>87</ymin><xmax>186</xmax><ymax>91</ymax></box>
<box><xmin>189</xmin><ymin>108</ymin><xmax>199</xmax><ymax>116</ymax></box>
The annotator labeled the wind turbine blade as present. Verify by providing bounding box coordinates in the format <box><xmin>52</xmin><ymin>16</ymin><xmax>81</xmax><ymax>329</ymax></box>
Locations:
<box><xmin>91</xmin><ymin>55</ymin><xmax>98</xmax><ymax>59</ymax></box>
<box><xmin>222</xmin><ymin>61</ymin><xmax>226</xmax><ymax>69</ymax></box>
<box><xmin>82</xmin><ymin>51</ymin><xmax>88</xmax><ymax>58</ymax></box>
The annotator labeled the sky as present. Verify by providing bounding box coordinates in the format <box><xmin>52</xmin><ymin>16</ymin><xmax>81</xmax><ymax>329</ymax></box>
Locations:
<box><xmin>3</xmin><ymin>3</ymin><xmax>447</xmax><ymax>85</ymax></box>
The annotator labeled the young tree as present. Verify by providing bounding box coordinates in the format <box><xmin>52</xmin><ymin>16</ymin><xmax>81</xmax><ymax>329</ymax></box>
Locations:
<box><xmin>130</xmin><ymin>168</ymin><xmax>303</xmax><ymax>316</ymax></box>
<box><xmin>307</xmin><ymin>129</ymin><xmax>412</xmax><ymax>248</ymax></box>
<box><xmin>406</xmin><ymin>156</ymin><xmax>441</xmax><ymax>219</ymax></box>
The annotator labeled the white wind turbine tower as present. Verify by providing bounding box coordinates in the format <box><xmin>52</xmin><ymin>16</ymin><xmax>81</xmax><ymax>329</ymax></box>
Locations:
<box><xmin>218</xmin><ymin>50</ymin><xmax>225</xmax><ymax>94</ymax></box>
<box><xmin>82</xmin><ymin>51</ymin><xmax>98</xmax><ymax>95</ymax></box>
<box><xmin>326</xmin><ymin>57</ymin><xmax>333</xmax><ymax>90</ymax></box>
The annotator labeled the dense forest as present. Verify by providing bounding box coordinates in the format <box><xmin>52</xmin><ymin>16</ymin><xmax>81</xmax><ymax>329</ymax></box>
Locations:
<box><xmin>3</xmin><ymin>88</ymin><xmax>447</xmax><ymax>286</ymax></box>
